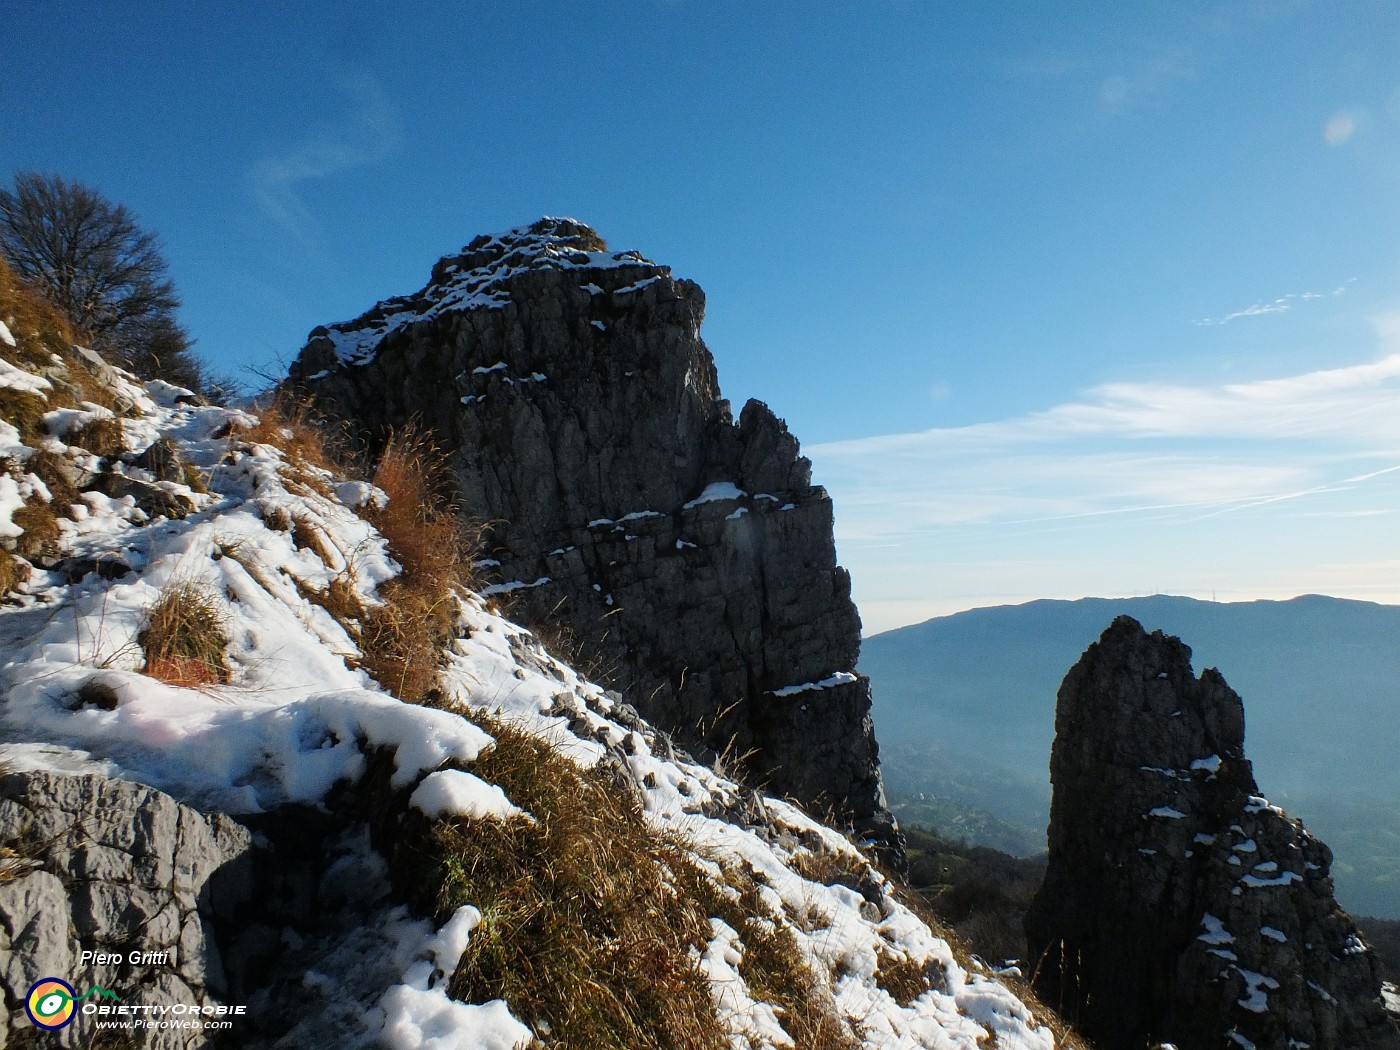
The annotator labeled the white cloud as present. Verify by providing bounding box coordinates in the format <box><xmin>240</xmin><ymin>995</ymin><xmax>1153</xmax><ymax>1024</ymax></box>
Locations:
<box><xmin>1324</xmin><ymin>108</ymin><xmax>1366</xmax><ymax>146</ymax></box>
<box><xmin>1099</xmin><ymin>53</ymin><xmax>1195</xmax><ymax>116</ymax></box>
<box><xmin>812</xmin><ymin>349</ymin><xmax>1400</xmax><ymax>632</ymax></box>
<box><xmin>1194</xmin><ymin>280</ymin><xmax>1351</xmax><ymax>325</ymax></box>
<box><xmin>250</xmin><ymin>75</ymin><xmax>400</xmax><ymax>240</ymax></box>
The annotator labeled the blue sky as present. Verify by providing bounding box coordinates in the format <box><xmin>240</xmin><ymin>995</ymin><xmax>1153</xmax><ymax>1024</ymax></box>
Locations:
<box><xmin>5</xmin><ymin>1</ymin><xmax>1399</xmax><ymax>631</ymax></box>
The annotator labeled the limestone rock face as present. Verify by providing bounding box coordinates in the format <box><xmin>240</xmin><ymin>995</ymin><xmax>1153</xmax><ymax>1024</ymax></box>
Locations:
<box><xmin>0</xmin><ymin>770</ymin><xmax>253</xmax><ymax>1048</ymax></box>
<box><xmin>1025</xmin><ymin>616</ymin><xmax>1399</xmax><ymax>1050</ymax></box>
<box><xmin>288</xmin><ymin>219</ymin><xmax>894</xmax><ymax>846</ymax></box>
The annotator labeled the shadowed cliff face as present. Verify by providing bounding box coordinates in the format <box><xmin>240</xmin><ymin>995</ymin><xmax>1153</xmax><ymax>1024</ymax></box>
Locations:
<box><xmin>289</xmin><ymin>219</ymin><xmax>897</xmax><ymax>849</ymax></box>
<box><xmin>1025</xmin><ymin>615</ymin><xmax>1398</xmax><ymax>1050</ymax></box>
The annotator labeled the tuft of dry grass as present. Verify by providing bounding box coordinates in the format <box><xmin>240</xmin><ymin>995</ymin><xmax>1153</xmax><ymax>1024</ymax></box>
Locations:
<box><xmin>66</xmin><ymin>415</ymin><xmax>126</xmax><ymax>459</ymax></box>
<box><xmin>10</xmin><ymin>496</ymin><xmax>62</xmax><ymax>565</ymax></box>
<box><xmin>0</xmin><ymin>844</ymin><xmax>26</xmax><ymax>883</ymax></box>
<box><xmin>874</xmin><ymin>943</ymin><xmax>944</xmax><ymax>1008</ymax></box>
<box><xmin>260</xmin><ymin>503</ymin><xmax>292</xmax><ymax>532</ymax></box>
<box><xmin>235</xmin><ymin>394</ymin><xmax>346</xmax><ymax>495</ymax></box>
<box><xmin>0</xmin><ymin>550</ymin><xmax>29</xmax><ymax>597</ymax></box>
<box><xmin>0</xmin><ymin>256</ymin><xmax>119</xmax><ymax>420</ymax></box>
<box><xmin>0</xmin><ymin>256</ymin><xmax>75</xmax><ymax>372</ymax></box>
<box><xmin>138</xmin><ymin>580</ymin><xmax>229</xmax><ymax>686</ymax></box>
<box><xmin>399</xmin><ymin>714</ymin><xmax>723</xmax><ymax>1050</ymax></box>
<box><xmin>291</xmin><ymin>512</ymin><xmax>339</xmax><ymax>568</ymax></box>
<box><xmin>358</xmin><ymin>429</ymin><xmax>481</xmax><ymax>704</ymax></box>
<box><xmin>0</xmin><ymin>386</ymin><xmax>49</xmax><ymax>448</ymax></box>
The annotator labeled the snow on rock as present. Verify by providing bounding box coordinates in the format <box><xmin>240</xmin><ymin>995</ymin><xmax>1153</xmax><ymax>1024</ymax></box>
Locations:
<box><xmin>1198</xmin><ymin>914</ymin><xmax>1234</xmax><ymax>946</ymax></box>
<box><xmin>1233</xmin><ymin>967</ymin><xmax>1279</xmax><ymax>1013</ymax></box>
<box><xmin>302</xmin><ymin>218</ymin><xmax>662</xmax><ymax>369</ymax></box>
<box><xmin>771</xmin><ymin>672</ymin><xmax>859</xmax><ymax>697</ymax></box>
<box><xmin>683</xmin><ymin>480</ymin><xmax>746</xmax><ymax>508</ymax></box>
<box><xmin>0</xmin><ymin>355</ymin><xmax>52</xmax><ymax>395</ymax></box>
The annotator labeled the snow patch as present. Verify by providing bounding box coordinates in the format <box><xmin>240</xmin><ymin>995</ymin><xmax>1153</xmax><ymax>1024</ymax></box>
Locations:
<box><xmin>683</xmin><ymin>481</ymin><xmax>746</xmax><ymax>508</ymax></box>
<box><xmin>482</xmin><ymin>577</ymin><xmax>551</xmax><ymax>595</ymax></box>
<box><xmin>771</xmin><ymin>672</ymin><xmax>858</xmax><ymax>698</ymax></box>
<box><xmin>1240</xmin><ymin>870</ymin><xmax>1303</xmax><ymax>888</ymax></box>
<box><xmin>1198</xmin><ymin>914</ymin><xmax>1234</xmax><ymax>946</ymax></box>
<box><xmin>410</xmin><ymin>770</ymin><xmax>525</xmax><ymax>822</ymax></box>
<box><xmin>0</xmin><ymin>357</ymin><xmax>50</xmax><ymax>396</ymax></box>
<box><xmin>379</xmin><ymin>905</ymin><xmax>532</xmax><ymax>1049</ymax></box>
<box><xmin>1233</xmin><ymin>966</ymin><xmax>1279</xmax><ymax>1014</ymax></box>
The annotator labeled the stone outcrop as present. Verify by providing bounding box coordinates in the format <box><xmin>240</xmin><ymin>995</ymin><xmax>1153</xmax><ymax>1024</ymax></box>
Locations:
<box><xmin>1025</xmin><ymin>616</ymin><xmax>1399</xmax><ymax>1050</ymax></box>
<box><xmin>0</xmin><ymin>769</ymin><xmax>253</xmax><ymax>1048</ymax></box>
<box><xmin>289</xmin><ymin>218</ymin><xmax>896</xmax><ymax>848</ymax></box>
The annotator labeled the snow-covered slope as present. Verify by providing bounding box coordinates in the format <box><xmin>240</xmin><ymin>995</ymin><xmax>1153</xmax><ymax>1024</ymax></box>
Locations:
<box><xmin>0</xmin><ymin>339</ymin><xmax>1056</xmax><ymax>1046</ymax></box>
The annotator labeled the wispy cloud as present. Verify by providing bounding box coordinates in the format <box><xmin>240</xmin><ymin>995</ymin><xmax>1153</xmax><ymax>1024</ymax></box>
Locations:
<box><xmin>1324</xmin><ymin>108</ymin><xmax>1367</xmax><ymax>146</ymax></box>
<box><xmin>250</xmin><ymin>75</ymin><xmax>401</xmax><ymax>240</ymax></box>
<box><xmin>1194</xmin><ymin>280</ymin><xmax>1353</xmax><ymax>325</ymax></box>
<box><xmin>812</xmin><ymin>345</ymin><xmax>1400</xmax><ymax>631</ymax></box>
<box><xmin>1099</xmin><ymin>53</ymin><xmax>1196</xmax><ymax>116</ymax></box>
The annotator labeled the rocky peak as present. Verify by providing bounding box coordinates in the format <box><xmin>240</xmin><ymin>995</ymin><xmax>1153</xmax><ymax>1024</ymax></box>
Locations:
<box><xmin>1025</xmin><ymin>615</ymin><xmax>1398</xmax><ymax>1050</ymax></box>
<box><xmin>289</xmin><ymin>220</ymin><xmax>898</xmax><ymax>854</ymax></box>
<box><xmin>295</xmin><ymin>217</ymin><xmax>661</xmax><ymax>373</ymax></box>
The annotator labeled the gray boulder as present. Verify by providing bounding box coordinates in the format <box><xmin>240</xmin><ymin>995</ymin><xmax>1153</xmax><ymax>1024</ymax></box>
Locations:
<box><xmin>0</xmin><ymin>770</ymin><xmax>253</xmax><ymax>1048</ymax></box>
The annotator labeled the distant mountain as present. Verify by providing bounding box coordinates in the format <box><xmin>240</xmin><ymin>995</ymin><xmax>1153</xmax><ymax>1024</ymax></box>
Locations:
<box><xmin>861</xmin><ymin>594</ymin><xmax>1400</xmax><ymax>918</ymax></box>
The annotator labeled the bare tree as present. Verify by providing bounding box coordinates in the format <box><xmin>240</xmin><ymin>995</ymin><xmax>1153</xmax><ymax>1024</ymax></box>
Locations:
<box><xmin>0</xmin><ymin>171</ymin><xmax>201</xmax><ymax>388</ymax></box>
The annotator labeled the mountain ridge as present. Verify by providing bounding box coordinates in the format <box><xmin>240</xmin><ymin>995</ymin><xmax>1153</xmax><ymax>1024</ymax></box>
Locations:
<box><xmin>862</xmin><ymin>593</ymin><xmax>1400</xmax><ymax>917</ymax></box>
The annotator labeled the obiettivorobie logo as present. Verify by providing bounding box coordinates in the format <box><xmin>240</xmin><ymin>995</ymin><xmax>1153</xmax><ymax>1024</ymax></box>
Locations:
<box><xmin>25</xmin><ymin>978</ymin><xmax>119</xmax><ymax>1030</ymax></box>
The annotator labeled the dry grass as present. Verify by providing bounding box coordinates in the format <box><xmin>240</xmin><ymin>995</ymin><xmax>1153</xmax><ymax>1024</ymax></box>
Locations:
<box><xmin>791</xmin><ymin>842</ymin><xmax>875</xmax><ymax>892</ymax></box>
<box><xmin>358</xmin><ymin>429</ymin><xmax>480</xmax><ymax>704</ymax></box>
<box><xmin>874</xmin><ymin>944</ymin><xmax>945</xmax><ymax>1008</ymax></box>
<box><xmin>10</xmin><ymin>498</ymin><xmax>61</xmax><ymax>564</ymax></box>
<box><xmin>674</xmin><ymin>858</ymin><xmax>860</xmax><ymax>1050</ymax></box>
<box><xmin>66</xmin><ymin>415</ymin><xmax>126</xmax><ymax>459</ymax></box>
<box><xmin>233</xmin><ymin>413</ymin><xmax>481</xmax><ymax>704</ymax></box>
<box><xmin>404</xmin><ymin>714</ymin><xmax>723</xmax><ymax>1049</ymax></box>
<box><xmin>0</xmin><ymin>256</ymin><xmax>75</xmax><ymax>372</ymax></box>
<box><xmin>0</xmin><ymin>819</ymin><xmax>40</xmax><ymax>885</ymax></box>
<box><xmin>0</xmin><ymin>386</ymin><xmax>49</xmax><ymax>448</ymax></box>
<box><xmin>138</xmin><ymin>580</ymin><xmax>229</xmax><ymax>686</ymax></box>
<box><xmin>260</xmin><ymin>503</ymin><xmax>293</xmax><ymax>531</ymax></box>
<box><xmin>0</xmin><ymin>550</ymin><xmax>29</xmax><ymax>596</ymax></box>
<box><xmin>0</xmin><ymin>259</ymin><xmax>125</xmax><ymax>601</ymax></box>
<box><xmin>181</xmin><ymin>461</ymin><xmax>208</xmax><ymax>493</ymax></box>
<box><xmin>235</xmin><ymin>394</ymin><xmax>345</xmax><ymax>495</ymax></box>
<box><xmin>233</xmin><ymin>413</ymin><xmax>481</xmax><ymax>703</ymax></box>
<box><xmin>291</xmin><ymin>512</ymin><xmax>339</xmax><ymax>568</ymax></box>
<box><xmin>0</xmin><ymin>256</ymin><xmax>119</xmax><ymax>420</ymax></box>
<box><xmin>400</xmin><ymin>714</ymin><xmax>861</xmax><ymax>1048</ymax></box>
<box><xmin>0</xmin><ymin>845</ymin><xmax>26</xmax><ymax>883</ymax></box>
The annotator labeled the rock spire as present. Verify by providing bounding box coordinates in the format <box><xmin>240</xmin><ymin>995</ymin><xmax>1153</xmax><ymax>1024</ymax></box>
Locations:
<box><xmin>289</xmin><ymin>218</ymin><xmax>897</xmax><ymax>849</ymax></box>
<box><xmin>1025</xmin><ymin>615</ymin><xmax>1398</xmax><ymax>1050</ymax></box>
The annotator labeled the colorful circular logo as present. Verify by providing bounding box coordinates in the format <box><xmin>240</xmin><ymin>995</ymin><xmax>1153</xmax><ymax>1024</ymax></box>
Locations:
<box><xmin>26</xmin><ymin>978</ymin><xmax>77</xmax><ymax>1030</ymax></box>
